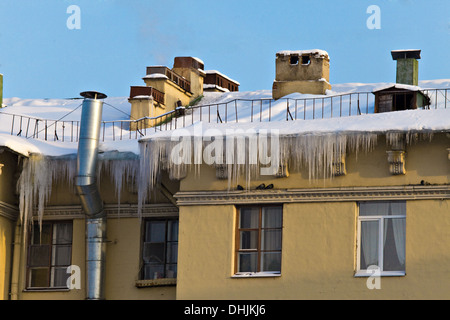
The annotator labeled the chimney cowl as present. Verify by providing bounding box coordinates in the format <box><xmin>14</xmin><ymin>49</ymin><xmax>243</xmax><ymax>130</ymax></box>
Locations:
<box><xmin>391</xmin><ymin>49</ymin><xmax>421</xmax><ymax>60</ymax></box>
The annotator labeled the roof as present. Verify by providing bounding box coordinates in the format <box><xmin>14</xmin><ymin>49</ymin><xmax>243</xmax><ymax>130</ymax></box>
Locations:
<box><xmin>372</xmin><ymin>83</ymin><xmax>423</xmax><ymax>93</ymax></box>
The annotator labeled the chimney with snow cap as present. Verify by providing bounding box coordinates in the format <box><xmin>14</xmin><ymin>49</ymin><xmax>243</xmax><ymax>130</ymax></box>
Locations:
<box><xmin>391</xmin><ymin>49</ymin><xmax>421</xmax><ymax>86</ymax></box>
<box><xmin>272</xmin><ymin>49</ymin><xmax>331</xmax><ymax>99</ymax></box>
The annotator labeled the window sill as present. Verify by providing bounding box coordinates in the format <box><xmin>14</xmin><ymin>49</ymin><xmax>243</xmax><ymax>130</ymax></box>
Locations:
<box><xmin>135</xmin><ymin>278</ymin><xmax>176</xmax><ymax>288</ymax></box>
<box><xmin>354</xmin><ymin>271</ymin><xmax>406</xmax><ymax>277</ymax></box>
<box><xmin>23</xmin><ymin>288</ymin><xmax>71</xmax><ymax>292</ymax></box>
<box><xmin>232</xmin><ymin>272</ymin><xmax>281</xmax><ymax>278</ymax></box>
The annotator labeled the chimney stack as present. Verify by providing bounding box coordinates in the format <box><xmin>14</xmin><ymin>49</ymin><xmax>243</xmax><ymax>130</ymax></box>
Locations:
<box><xmin>391</xmin><ymin>49</ymin><xmax>421</xmax><ymax>86</ymax></box>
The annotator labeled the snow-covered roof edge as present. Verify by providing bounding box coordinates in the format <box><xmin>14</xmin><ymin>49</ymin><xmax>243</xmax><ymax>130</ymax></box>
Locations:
<box><xmin>372</xmin><ymin>83</ymin><xmax>422</xmax><ymax>93</ymax></box>
<box><xmin>277</xmin><ymin>49</ymin><xmax>329</xmax><ymax>59</ymax></box>
<box><xmin>205</xmin><ymin>70</ymin><xmax>240</xmax><ymax>85</ymax></box>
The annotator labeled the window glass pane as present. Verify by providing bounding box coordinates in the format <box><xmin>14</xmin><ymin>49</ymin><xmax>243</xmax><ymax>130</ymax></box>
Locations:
<box><xmin>29</xmin><ymin>245</ymin><xmax>50</xmax><ymax>267</ymax></box>
<box><xmin>261</xmin><ymin>229</ymin><xmax>282</xmax><ymax>251</ymax></box>
<box><xmin>143</xmin><ymin>264</ymin><xmax>164</xmax><ymax>280</ymax></box>
<box><xmin>53</xmin><ymin>245</ymin><xmax>72</xmax><ymax>266</ymax></box>
<box><xmin>261</xmin><ymin>252</ymin><xmax>281</xmax><ymax>272</ymax></box>
<box><xmin>29</xmin><ymin>268</ymin><xmax>49</xmax><ymax>287</ymax></box>
<box><xmin>146</xmin><ymin>221</ymin><xmax>166</xmax><ymax>242</ymax></box>
<box><xmin>52</xmin><ymin>267</ymin><xmax>69</xmax><ymax>288</ymax></box>
<box><xmin>32</xmin><ymin>224</ymin><xmax>51</xmax><ymax>245</ymax></box>
<box><xmin>240</xmin><ymin>207</ymin><xmax>259</xmax><ymax>229</ymax></box>
<box><xmin>240</xmin><ymin>230</ymin><xmax>258</xmax><ymax>250</ymax></box>
<box><xmin>262</xmin><ymin>207</ymin><xmax>282</xmax><ymax>228</ymax></box>
<box><xmin>238</xmin><ymin>252</ymin><xmax>257</xmax><ymax>273</ymax></box>
<box><xmin>360</xmin><ymin>220</ymin><xmax>379</xmax><ymax>270</ymax></box>
<box><xmin>53</xmin><ymin>223</ymin><xmax>72</xmax><ymax>245</ymax></box>
<box><xmin>143</xmin><ymin>242</ymin><xmax>165</xmax><ymax>264</ymax></box>
<box><xmin>166</xmin><ymin>242</ymin><xmax>178</xmax><ymax>264</ymax></box>
<box><xmin>166</xmin><ymin>264</ymin><xmax>177</xmax><ymax>278</ymax></box>
<box><xmin>383</xmin><ymin>218</ymin><xmax>406</xmax><ymax>272</ymax></box>
<box><xmin>360</xmin><ymin>201</ymin><xmax>406</xmax><ymax>216</ymax></box>
<box><xmin>389</xmin><ymin>202</ymin><xmax>406</xmax><ymax>216</ymax></box>
<box><xmin>167</xmin><ymin>220</ymin><xmax>179</xmax><ymax>241</ymax></box>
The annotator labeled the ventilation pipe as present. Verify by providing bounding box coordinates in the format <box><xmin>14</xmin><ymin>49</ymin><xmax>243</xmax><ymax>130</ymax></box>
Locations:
<box><xmin>75</xmin><ymin>91</ymin><xmax>107</xmax><ymax>300</ymax></box>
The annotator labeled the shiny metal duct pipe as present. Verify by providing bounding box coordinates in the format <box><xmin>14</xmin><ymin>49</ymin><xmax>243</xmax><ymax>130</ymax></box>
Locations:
<box><xmin>75</xmin><ymin>91</ymin><xmax>107</xmax><ymax>300</ymax></box>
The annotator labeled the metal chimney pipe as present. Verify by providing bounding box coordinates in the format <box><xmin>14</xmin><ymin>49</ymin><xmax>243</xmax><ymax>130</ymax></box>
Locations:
<box><xmin>75</xmin><ymin>91</ymin><xmax>107</xmax><ymax>300</ymax></box>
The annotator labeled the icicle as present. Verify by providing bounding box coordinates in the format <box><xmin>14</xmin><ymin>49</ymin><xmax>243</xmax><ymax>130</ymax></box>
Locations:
<box><xmin>99</xmin><ymin>154</ymin><xmax>140</xmax><ymax>216</ymax></box>
<box><xmin>17</xmin><ymin>154</ymin><xmax>77</xmax><ymax>230</ymax></box>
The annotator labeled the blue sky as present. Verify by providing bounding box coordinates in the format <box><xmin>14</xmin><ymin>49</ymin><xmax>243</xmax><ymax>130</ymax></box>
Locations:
<box><xmin>0</xmin><ymin>0</ymin><xmax>449</xmax><ymax>99</ymax></box>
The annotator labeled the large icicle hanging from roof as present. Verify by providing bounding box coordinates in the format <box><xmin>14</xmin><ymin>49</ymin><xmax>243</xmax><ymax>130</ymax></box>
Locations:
<box><xmin>17</xmin><ymin>152</ymin><xmax>140</xmax><ymax>228</ymax></box>
<box><xmin>99</xmin><ymin>153</ymin><xmax>140</xmax><ymax>215</ymax></box>
<box><xmin>137</xmin><ymin>131</ymin><xmax>380</xmax><ymax>214</ymax></box>
<box><xmin>17</xmin><ymin>154</ymin><xmax>77</xmax><ymax>229</ymax></box>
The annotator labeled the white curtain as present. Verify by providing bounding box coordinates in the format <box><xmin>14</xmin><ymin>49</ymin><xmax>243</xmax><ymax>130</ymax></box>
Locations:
<box><xmin>392</xmin><ymin>218</ymin><xmax>406</xmax><ymax>267</ymax></box>
<box><xmin>361</xmin><ymin>220</ymin><xmax>378</xmax><ymax>269</ymax></box>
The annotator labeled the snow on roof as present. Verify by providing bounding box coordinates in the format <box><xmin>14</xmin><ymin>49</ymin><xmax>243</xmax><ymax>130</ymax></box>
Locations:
<box><xmin>192</xmin><ymin>57</ymin><xmax>205</xmax><ymax>65</ymax></box>
<box><xmin>130</xmin><ymin>95</ymin><xmax>152</xmax><ymax>100</ymax></box>
<box><xmin>205</xmin><ymin>70</ymin><xmax>240</xmax><ymax>85</ymax></box>
<box><xmin>372</xmin><ymin>83</ymin><xmax>423</xmax><ymax>93</ymax></box>
<box><xmin>0</xmin><ymin>80</ymin><xmax>448</xmax><ymax>158</ymax></box>
<box><xmin>140</xmin><ymin>108</ymin><xmax>450</xmax><ymax>142</ymax></box>
<box><xmin>142</xmin><ymin>73</ymin><xmax>169</xmax><ymax>80</ymax></box>
<box><xmin>277</xmin><ymin>49</ymin><xmax>329</xmax><ymax>59</ymax></box>
<box><xmin>203</xmin><ymin>84</ymin><xmax>230</xmax><ymax>92</ymax></box>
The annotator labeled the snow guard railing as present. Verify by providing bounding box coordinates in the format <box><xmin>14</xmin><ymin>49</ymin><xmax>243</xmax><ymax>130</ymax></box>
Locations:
<box><xmin>2</xmin><ymin>88</ymin><xmax>449</xmax><ymax>142</ymax></box>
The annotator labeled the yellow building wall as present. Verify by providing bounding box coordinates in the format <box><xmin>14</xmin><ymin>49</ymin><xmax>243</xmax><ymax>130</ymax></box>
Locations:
<box><xmin>104</xmin><ymin>217</ymin><xmax>176</xmax><ymax>300</ymax></box>
<box><xmin>175</xmin><ymin>132</ymin><xmax>450</xmax><ymax>299</ymax></box>
<box><xmin>143</xmin><ymin>78</ymin><xmax>192</xmax><ymax>111</ymax></box>
<box><xmin>176</xmin><ymin>200</ymin><xmax>450</xmax><ymax>300</ymax></box>
<box><xmin>17</xmin><ymin>217</ymin><xmax>176</xmax><ymax>300</ymax></box>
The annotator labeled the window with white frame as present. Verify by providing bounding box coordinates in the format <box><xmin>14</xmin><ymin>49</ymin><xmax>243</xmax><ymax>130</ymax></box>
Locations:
<box><xmin>235</xmin><ymin>206</ymin><xmax>283</xmax><ymax>276</ymax></box>
<box><xmin>356</xmin><ymin>201</ymin><xmax>406</xmax><ymax>276</ymax></box>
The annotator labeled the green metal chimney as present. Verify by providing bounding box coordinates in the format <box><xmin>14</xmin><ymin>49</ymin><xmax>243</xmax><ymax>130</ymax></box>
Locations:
<box><xmin>391</xmin><ymin>50</ymin><xmax>421</xmax><ymax>86</ymax></box>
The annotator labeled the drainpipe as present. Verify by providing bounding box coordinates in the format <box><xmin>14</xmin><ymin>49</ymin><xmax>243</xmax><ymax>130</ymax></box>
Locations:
<box><xmin>9</xmin><ymin>220</ymin><xmax>22</xmax><ymax>300</ymax></box>
<box><xmin>75</xmin><ymin>91</ymin><xmax>107</xmax><ymax>300</ymax></box>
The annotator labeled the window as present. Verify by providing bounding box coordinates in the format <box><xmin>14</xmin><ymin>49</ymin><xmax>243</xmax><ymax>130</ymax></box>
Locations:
<box><xmin>290</xmin><ymin>55</ymin><xmax>299</xmax><ymax>65</ymax></box>
<box><xmin>235</xmin><ymin>206</ymin><xmax>282</xmax><ymax>275</ymax></box>
<box><xmin>356</xmin><ymin>201</ymin><xmax>406</xmax><ymax>276</ymax></box>
<box><xmin>142</xmin><ymin>219</ymin><xmax>178</xmax><ymax>280</ymax></box>
<box><xmin>301</xmin><ymin>55</ymin><xmax>311</xmax><ymax>65</ymax></box>
<box><xmin>27</xmin><ymin>221</ymin><xmax>73</xmax><ymax>289</ymax></box>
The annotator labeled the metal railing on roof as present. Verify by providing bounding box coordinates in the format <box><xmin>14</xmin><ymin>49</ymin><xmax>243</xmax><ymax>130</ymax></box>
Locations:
<box><xmin>1</xmin><ymin>88</ymin><xmax>448</xmax><ymax>142</ymax></box>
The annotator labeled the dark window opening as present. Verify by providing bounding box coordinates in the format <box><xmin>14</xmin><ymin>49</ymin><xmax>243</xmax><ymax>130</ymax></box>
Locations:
<box><xmin>378</xmin><ymin>92</ymin><xmax>415</xmax><ymax>113</ymax></box>
<box><xmin>290</xmin><ymin>55</ymin><xmax>299</xmax><ymax>65</ymax></box>
<box><xmin>301</xmin><ymin>55</ymin><xmax>311</xmax><ymax>65</ymax></box>
<box><xmin>142</xmin><ymin>218</ymin><xmax>179</xmax><ymax>280</ymax></box>
<box><xmin>394</xmin><ymin>93</ymin><xmax>414</xmax><ymax>111</ymax></box>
